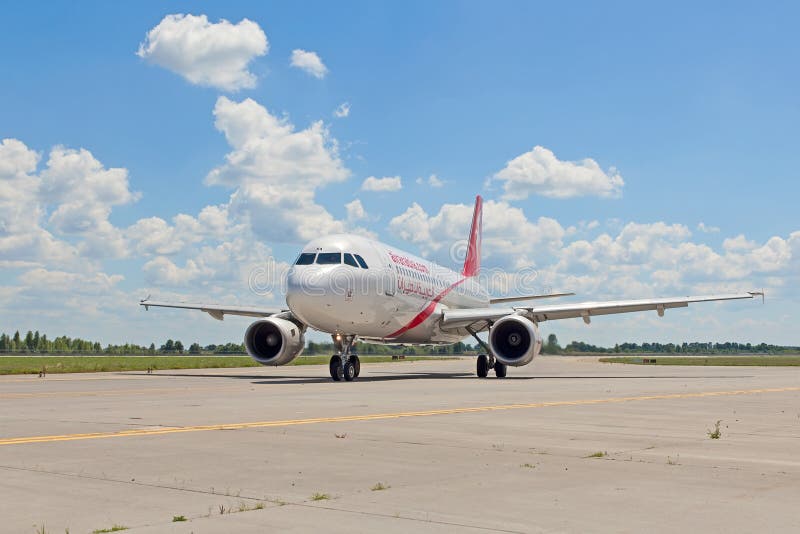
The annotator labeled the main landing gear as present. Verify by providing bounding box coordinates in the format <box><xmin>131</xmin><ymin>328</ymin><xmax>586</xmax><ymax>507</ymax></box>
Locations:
<box><xmin>476</xmin><ymin>353</ymin><xmax>507</xmax><ymax>378</ymax></box>
<box><xmin>329</xmin><ymin>334</ymin><xmax>360</xmax><ymax>382</ymax></box>
<box><xmin>466</xmin><ymin>325</ymin><xmax>507</xmax><ymax>379</ymax></box>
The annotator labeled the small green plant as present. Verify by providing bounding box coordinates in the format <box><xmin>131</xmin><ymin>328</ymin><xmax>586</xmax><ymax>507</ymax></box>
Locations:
<box><xmin>707</xmin><ymin>420</ymin><xmax>722</xmax><ymax>439</ymax></box>
<box><xmin>310</xmin><ymin>492</ymin><xmax>330</xmax><ymax>501</ymax></box>
<box><xmin>254</xmin><ymin>502</ymin><xmax>265</xmax><ymax>510</ymax></box>
<box><xmin>521</xmin><ymin>463</ymin><xmax>536</xmax><ymax>469</ymax></box>
<box><xmin>35</xmin><ymin>525</ymin><xmax>46</xmax><ymax>534</ymax></box>
<box><xmin>218</xmin><ymin>504</ymin><xmax>226</xmax><ymax>515</ymax></box>
<box><xmin>586</xmin><ymin>451</ymin><xmax>607</xmax><ymax>458</ymax></box>
<box><xmin>91</xmin><ymin>526</ymin><xmax>128</xmax><ymax>534</ymax></box>
<box><xmin>667</xmin><ymin>456</ymin><xmax>679</xmax><ymax>465</ymax></box>
<box><xmin>172</xmin><ymin>515</ymin><xmax>187</xmax><ymax>522</ymax></box>
<box><xmin>371</xmin><ymin>482</ymin><xmax>390</xmax><ymax>491</ymax></box>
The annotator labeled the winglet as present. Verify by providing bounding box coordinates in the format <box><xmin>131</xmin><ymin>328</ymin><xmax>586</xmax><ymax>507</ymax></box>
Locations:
<box><xmin>461</xmin><ymin>195</ymin><xmax>482</xmax><ymax>277</ymax></box>
<box><xmin>748</xmin><ymin>289</ymin><xmax>765</xmax><ymax>304</ymax></box>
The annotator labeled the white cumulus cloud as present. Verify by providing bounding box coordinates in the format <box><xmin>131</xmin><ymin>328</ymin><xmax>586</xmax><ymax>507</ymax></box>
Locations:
<box><xmin>345</xmin><ymin>199</ymin><xmax>367</xmax><ymax>222</ymax></box>
<box><xmin>333</xmin><ymin>102</ymin><xmax>350</xmax><ymax>118</ymax></box>
<box><xmin>492</xmin><ymin>146</ymin><xmax>624</xmax><ymax>200</ymax></box>
<box><xmin>361</xmin><ymin>175</ymin><xmax>402</xmax><ymax>192</ymax></box>
<box><xmin>290</xmin><ymin>49</ymin><xmax>328</xmax><ymax>79</ymax></box>
<box><xmin>206</xmin><ymin>96</ymin><xmax>354</xmax><ymax>242</ymax></box>
<box><xmin>0</xmin><ymin>138</ymin><xmax>139</xmax><ymax>264</ymax></box>
<box><xmin>416</xmin><ymin>174</ymin><xmax>444</xmax><ymax>188</ymax></box>
<box><xmin>137</xmin><ymin>14</ymin><xmax>268</xmax><ymax>91</ymax></box>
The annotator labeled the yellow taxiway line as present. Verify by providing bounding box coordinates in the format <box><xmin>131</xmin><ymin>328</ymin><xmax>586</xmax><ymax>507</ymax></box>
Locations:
<box><xmin>2</xmin><ymin>386</ymin><xmax>798</xmax><ymax>447</ymax></box>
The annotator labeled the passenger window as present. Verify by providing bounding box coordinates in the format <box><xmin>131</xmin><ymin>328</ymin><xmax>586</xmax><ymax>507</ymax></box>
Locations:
<box><xmin>316</xmin><ymin>252</ymin><xmax>342</xmax><ymax>264</ymax></box>
<box><xmin>343</xmin><ymin>253</ymin><xmax>359</xmax><ymax>268</ymax></box>
<box><xmin>295</xmin><ymin>252</ymin><xmax>316</xmax><ymax>265</ymax></box>
<box><xmin>354</xmin><ymin>254</ymin><xmax>368</xmax><ymax>269</ymax></box>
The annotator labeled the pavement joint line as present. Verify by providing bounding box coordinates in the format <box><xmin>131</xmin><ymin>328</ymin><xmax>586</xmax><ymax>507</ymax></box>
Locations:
<box><xmin>2</xmin><ymin>386</ymin><xmax>798</xmax><ymax>446</ymax></box>
<box><xmin>0</xmin><ymin>464</ymin><xmax>522</xmax><ymax>532</ymax></box>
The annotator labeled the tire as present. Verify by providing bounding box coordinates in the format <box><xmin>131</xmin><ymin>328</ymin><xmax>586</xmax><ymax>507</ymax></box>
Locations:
<box><xmin>494</xmin><ymin>361</ymin><xmax>507</xmax><ymax>378</ymax></box>
<box><xmin>329</xmin><ymin>355</ymin><xmax>343</xmax><ymax>381</ymax></box>
<box><xmin>351</xmin><ymin>355</ymin><xmax>361</xmax><ymax>377</ymax></box>
<box><xmin>477</xmin><ymin>354</ymin><xmax>489</xmax><ymax>378</ymax></box>
<box><xmin>344</xmin><ymin>360</ymin><xmax>356</xmax><ymax>381</ymax></box>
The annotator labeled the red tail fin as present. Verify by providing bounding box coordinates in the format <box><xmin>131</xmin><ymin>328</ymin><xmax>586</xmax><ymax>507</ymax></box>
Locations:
<box><xmin>462</xmin><ymin>195</ymin><xmax>482</xmax><ymax>277</ymax></box>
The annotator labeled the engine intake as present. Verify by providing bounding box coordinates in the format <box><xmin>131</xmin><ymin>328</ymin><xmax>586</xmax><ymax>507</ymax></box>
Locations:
<box><xmin>488</xmin><ymin>315</ymin><xmax>541</xmax><ymax>367</ymax></box>
<box><xmin>245</xmin><ymin>317</ymin><xmax>305</xmax><ymax>366</ymax></box>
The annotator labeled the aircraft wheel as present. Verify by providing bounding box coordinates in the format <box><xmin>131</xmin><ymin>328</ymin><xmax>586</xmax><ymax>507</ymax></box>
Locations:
<box><xmin>344</xmin><ymin>360</ymin><xmax>357</xmax><ymax>381</ymax></box>
<box><xmin>494</xmin><ymin>361</ymin><xmax>507</xmax><ymax>378</ymax></box>
<box><xmin>330</xmin><ymin>355</ymin><xmax>343</xmax><ymax>381</ymax></box>
<box><xmin>351</xmin><ymin>355</ymin><xmax>361</xmax><ymax>377</ymax></box>
<box><xmin>477</xmin><ymin>354</ymin><xmax>489</xmax><ymax>378</ymax></box>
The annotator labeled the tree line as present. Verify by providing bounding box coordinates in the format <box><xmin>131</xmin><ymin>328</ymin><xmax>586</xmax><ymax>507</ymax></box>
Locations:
<box><xmin>541</xmin><ymin>334</ymin><xmax>799</xmax><ymax>355</ymax></box>
<box><xmin>1</xmin><ymin>330</ymin><xmax>796</xmax><ymax>356</ymax></box>
<box><xmin>0</xmin><ymin>331</ymin><xmax>245</xmax><ymax>355</ymax></box>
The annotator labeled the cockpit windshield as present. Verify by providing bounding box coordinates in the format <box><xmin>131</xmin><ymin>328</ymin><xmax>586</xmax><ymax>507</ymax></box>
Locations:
<box><xmin>343</xmin><ymin>253</ymin><xmax>359</xmax><ymax>267</ymax></box>
<box><xmin>295</xmin><ymin>252</ymin><xmax>316</xmax><ymax>265</ymax></box>
<box><xmin>297</xmin><ymin>250</ymin><xmax>368</xmax><ymax>268</ymax></box>
<box><xmin>316</xmin><ymin>252</ymin><xmax>342</xmax><ymax>264</ymax></box>
<box><xmin>354</xmin><ymin>254</ymin><xmax>368</xmax><ymax>269</ymax></box>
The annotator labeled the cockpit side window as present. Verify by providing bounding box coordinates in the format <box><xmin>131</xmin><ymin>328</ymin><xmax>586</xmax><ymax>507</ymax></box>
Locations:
<box><xmin>354</xmin><ymin>254</ymin><xmax>368</xmax><ymax>269</ymax></box>
<box><xmin>295</xmin><ymin>252</ymin><xmax>316</xmax><ymax>265</ymax></box>
<box><xmin>316</xmin><ymin>252</ymin><xmax>342</xmax><ymax>264</ymax></box>
<box><xmin>343</xmin><ymin>253</ymin><xmax>359</xmax><ymax>268</ymax></box>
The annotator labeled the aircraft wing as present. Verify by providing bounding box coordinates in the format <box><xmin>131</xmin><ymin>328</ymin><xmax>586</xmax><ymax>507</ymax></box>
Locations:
<box><xmin>139</xmin><ymin>299</ymin><xmax>288</xmax><ymax>321</ymax></box>
<box><xmin>441</xmin><ymin>292</ymin><xmax>762</xmax><ymax>331</ymax></box>
<box><xmin>489</xmin><ymin>292</ymin><xmax>575</xmax><ymax>304</ymax></box>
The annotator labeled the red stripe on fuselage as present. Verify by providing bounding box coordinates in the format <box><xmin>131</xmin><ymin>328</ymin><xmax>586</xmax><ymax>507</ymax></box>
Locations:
<box><xmin>386</xmin><ymin>277</ymin><xmax>466</xmax><ymax>339</ymax></box>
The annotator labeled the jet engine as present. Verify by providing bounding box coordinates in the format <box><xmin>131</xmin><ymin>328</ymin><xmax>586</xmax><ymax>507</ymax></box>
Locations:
<box><xmin>488</xmin><ymin>315</ymin><xmax>541</xmax><ymax>367</ymax></box>
<box><xmin>244</xmin><ymin>317</ymin><xmax>305</xmax><ymax>366</ymax></box>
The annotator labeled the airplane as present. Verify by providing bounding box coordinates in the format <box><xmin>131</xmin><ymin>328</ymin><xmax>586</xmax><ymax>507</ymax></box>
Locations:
<box><xmin>140</xmin><ymin>195</ymin><xmax>763</xmax><ymax>381</ymax></box>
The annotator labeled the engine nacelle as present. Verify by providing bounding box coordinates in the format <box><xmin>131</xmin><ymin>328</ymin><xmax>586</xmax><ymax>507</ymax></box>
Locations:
<box><xmin>488</xmin><ymin>315</ymin><xmax>541</xmax><ymax>367</ymax></box>
<box><xmin>244</xmin><ymin>317</ymin><xmax>305</xmax><ymax>366</ymax></box>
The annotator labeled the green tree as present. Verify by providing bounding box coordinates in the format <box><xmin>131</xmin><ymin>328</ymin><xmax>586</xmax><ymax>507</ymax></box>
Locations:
<box><xmin>188</xmin><ymin>342</ymin><xmax>201</xmax><ymax>354</ymax></box>
<box><xmin>24</xmin><ymin>331</ymin><xmax>35</xmax><ymax>351</ymax></box>
<box><xmin>174</xmin><ymin>340</ymin><xmax>184</xmax><ymax>354</ymax></box>
<box><xmin>543</xmin><ymin>333</ymin><xmax>561</xmax><ymax>354</ymax></box>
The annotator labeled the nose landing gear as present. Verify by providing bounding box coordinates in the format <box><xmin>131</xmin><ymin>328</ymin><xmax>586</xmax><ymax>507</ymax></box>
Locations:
<box><xmin>329</xmin><ymin>334</ymin><xmax>360</xmax><ymax>382</ymax></box>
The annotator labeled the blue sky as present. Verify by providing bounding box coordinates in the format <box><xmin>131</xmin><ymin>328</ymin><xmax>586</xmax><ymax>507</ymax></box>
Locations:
<box><xmin>1</xmin><ymin>2</ymin><xmax>798</xmax><ymax>346</ymax></box>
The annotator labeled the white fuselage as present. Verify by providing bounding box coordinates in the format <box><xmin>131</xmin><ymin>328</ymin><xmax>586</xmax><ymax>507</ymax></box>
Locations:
<box><xmin>286</xmin><ymin>234</ymin><xmax>488</xmax><ymax>344</ymax></box>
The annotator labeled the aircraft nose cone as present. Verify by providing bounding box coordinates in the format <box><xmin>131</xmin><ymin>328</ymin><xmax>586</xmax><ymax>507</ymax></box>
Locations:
<box><xmin>286</xmin><ymin>267</ymin><xmax>330</xmax><ymax>325</ymax></box>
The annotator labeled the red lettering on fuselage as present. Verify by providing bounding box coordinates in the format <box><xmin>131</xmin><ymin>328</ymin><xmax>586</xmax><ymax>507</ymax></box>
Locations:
<box><xmin>388</xmin><ymin>251</ymin><xmax>429</xmax><ymax>274</ymax></box>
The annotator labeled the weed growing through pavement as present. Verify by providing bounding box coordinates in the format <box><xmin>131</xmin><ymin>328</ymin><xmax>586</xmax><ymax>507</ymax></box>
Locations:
<box><xmin>707</xmin><ymin>420</ymin><xmax>722</xmax><ymax>439</ymax></box>
<box><xmin>310</xmin><ymin>492</ymin><xmax>331</xmax><ymax>501</ymax></box>
<box><xmin>371</xmin><ymin>482</ymin><xmax>390</xmax><ymax>491</ymax></box>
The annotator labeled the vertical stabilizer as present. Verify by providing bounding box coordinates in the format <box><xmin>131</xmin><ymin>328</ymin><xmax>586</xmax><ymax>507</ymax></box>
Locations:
<box><xmin>462</xmin><ymin>195</ymin><xmax>482</xmax><ymax>277</ymax></box>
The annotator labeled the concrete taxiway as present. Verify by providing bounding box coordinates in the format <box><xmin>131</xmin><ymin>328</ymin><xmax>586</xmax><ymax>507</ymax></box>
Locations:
<box><xmin>1</xmin><ymin>356</ymin><xmax>799</xmax><ymax>533</ymax></box>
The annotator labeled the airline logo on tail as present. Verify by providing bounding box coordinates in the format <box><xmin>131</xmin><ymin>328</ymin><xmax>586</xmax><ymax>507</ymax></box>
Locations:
<box><xmin>462</xmin><ymin>195</ymin><xmax>482</xmax><ymax>277</ymax></box>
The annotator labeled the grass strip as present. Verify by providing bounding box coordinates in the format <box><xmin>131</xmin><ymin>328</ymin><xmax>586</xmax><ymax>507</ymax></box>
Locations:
<box><xmin>600</xmin><ymin>356</ymin><xmax>800</xmax><ymax>366</ymax></box>
<box><xmin>0</xmin><ymin>355</ymin><xmax>443</xmax><ymax>375</ymax></box>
